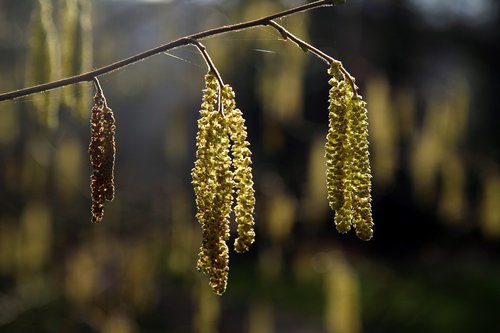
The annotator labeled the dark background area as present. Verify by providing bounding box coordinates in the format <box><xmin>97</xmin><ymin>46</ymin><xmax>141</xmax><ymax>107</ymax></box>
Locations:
<box><xmin>0</xmin><ymin>0</ymin><xmax>499</xmax><ymax>332</ymax></box>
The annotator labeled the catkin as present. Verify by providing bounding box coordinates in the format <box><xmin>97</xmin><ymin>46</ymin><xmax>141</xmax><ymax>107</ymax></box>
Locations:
<box><xmin>349</xmin><ymin>94</ymin><xmax>374</xmax><ymax>241</ymax></box>
<box><xmin>60</xmin><ymin>0</ymin><xmax>79</xmax><ymax>108</ymax></box>
<box><xmin>26</xmin><ymin>0</ymin><xmax>61</xmax><ymax>129</ymax></box>
<box><xmin>192</xmin><ymin>72</ymin><xmax>218</xmax><ymax>275</ymax></box>
<box><xmin>192</xmin><ymin>73</ymin><xmax>232</xmax><ymax>295</ymax></box>
<box><xmin>325</xmin><ymin>63</ymin><xmax>374</xmax><ymax>240</ymax></box>
<box><xmin>325</xmin><ymin>65</ymin><xmax>353</xmax><ymax>233</ymax></box>
<box><xmin>88</xmin><ymin>90</ymin><xmax>115</xmax><ymax>224</ymax></box>
<box><xmin>59</xmin><ymin>0</ymin><xmax>93</xmax><ymax>119</ymax></box>
<box><xmin>193</xmin><ymin>74</ymin><xmax>257</xmax><ymax>294</ymax></box>
<box><xmin>222</xmin><ymin>85</ymin><xmax>256</xmax><ymax>253</ymax></box>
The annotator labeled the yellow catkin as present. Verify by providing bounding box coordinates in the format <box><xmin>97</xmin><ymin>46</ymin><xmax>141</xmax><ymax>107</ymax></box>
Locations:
<box><xmin>60</xmin><ymin>0</ymin><xmax>79</xmax><ymax>108</ymax></box>
<box><xmin>26</xmin><ymin>0</ymin><xmax>61</xmax><ymax>129</ymax></box>
<box><xmin>76</xmin><ymin>0</ymin><xmax>93</xmax><ymax>119</ymax></box>
<box><xmin>348</xmin><ymin>93</ymin><xmax>374</xmax><ymax>241</ymax></box>
<box><xmin>325</xmin><ymin>63</ymin><xmax>374</xmax><ymax>239</ymax></box>
<box><xmin>325</xmin><ymin>64</ymin><xmax>354</xmax><ymax>233</ymax></box>
<box><xmin>88</xmin><ymin>90</ymin><xmax>116</xmax><ymax>224</ymax></box>
<box><xmin>222</xmin><ymin>85</ymin><xmax>256</xmax><ymax>253</ymax></box>
<box><xmin>192</xmin><ymin>73</ymin><xmax>218</xmax><ymax>275</ymax></box>
<box><xmin>192</xmin><ymin>73</ymin><xmax>232</xmax><ymax>295</ymax></box>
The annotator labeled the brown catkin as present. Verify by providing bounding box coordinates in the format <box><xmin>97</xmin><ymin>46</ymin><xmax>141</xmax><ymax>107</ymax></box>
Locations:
<box><xmin>222</xmin><ymin>85</ymin><xmax>256</xmax><ymax>253</ymax></box>
<box><xmin>88</xmin><ymin>90</ymin><xmax>115</xmax><ymax>224</ymax></box>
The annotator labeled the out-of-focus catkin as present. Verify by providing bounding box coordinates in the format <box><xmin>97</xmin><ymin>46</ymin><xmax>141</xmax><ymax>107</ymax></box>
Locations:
<box><xmin>222</xmin><ymin>85</ymin><xmax>256</xmax><ymax>253</ymax></box>
<box><xmin>325</xmin><ymin>63</ymin><xmax>374</xmax><ymax>240</ymax></box>
<box><xmin>60</xmin><ymin>0</ymin><xmax>78</xmax><ymax>108</ymax></box>
<box><xmin>59</xmin><ymin>0</ymin><xmax>94</xmax><ymax>120</ymax></box>
<box><xmin>26</xmin><ymin>0</ymin><xmax>61</xmax><ymax>129</ymax></box>
<box><xmin>88</xmin><ymin>89</ymin><xmax>115</xmax><ymax>224</ymax></box>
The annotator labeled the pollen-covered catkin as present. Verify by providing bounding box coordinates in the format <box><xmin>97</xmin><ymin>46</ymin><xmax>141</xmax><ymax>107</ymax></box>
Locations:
<box><xmin>88</xmin><ymin>91</ymin><xmax>116</xmax><ymax>224</ymax></box>
<box><xmin>192</xmin><ymin>73</ymin><xmax>218</xmax><ymax>275</ymax></box>
<box><xmin>192</xmin><ymin>73</ymin><xmax>232</xmax><ymax>295</ymax></box>
<box><xmin>222</xmin><ymin>85</ymin><xmax>256</xmax><ymax>253</ymax></box>
<box><xmin>325</xmin><ymin>62</ymin><xmax>374</xmax><ymax>240</ymax></box>
<box><xmin>348</xmin><ymin>94</ymin><xmax>374</xmax><ymax>241</ymax></box>
<box><xmin>325</xmin><ymin>64</ymin><xmax>354</xmax><ymax>233</ymax></box>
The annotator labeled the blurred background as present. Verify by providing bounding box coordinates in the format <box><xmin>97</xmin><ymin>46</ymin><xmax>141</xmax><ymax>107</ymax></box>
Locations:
<box><xmin>0</xmin><ymin>0</ymin><xmax>500</xmax><ymax>332</ymax></box>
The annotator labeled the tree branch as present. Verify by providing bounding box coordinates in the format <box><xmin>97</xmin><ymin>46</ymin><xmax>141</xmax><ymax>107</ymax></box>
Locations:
<box><xmin>267</xmin><ymin>20</ymin><xmax>358</xmax><ymax>95</ymax></box>
<box><xmin>0</xmin><ymin>0</ymin><xmax>340</xmax><ymax>103</ymax></box>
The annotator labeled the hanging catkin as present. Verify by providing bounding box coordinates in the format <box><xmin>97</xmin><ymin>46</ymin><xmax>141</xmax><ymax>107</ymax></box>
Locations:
<box><xmin>193</xmin><ymin>72</ymin><xmax>258</xmax><ymax>294</ymax></box>
<box><xmin>192</xmin><ymin>73</ymin><xmax>232</xmax><ymax>295</ymax></box>
<box><xmin>222</xmin><ymin>85</ymin><xmax>256</xmax><ymax>253</ymax></box>
<box><xmin>88</xmin><ymin>86</ymin><xmax>115</xmax><ymax>224</ymax></box>
<box><xmin>325</xmin><ymin>64</ymin><xmax>354</xmax><ymax>233</ymax></box>
<box><xmin>348</xmin><ymin>91</ymin><xmax>374</xmax><ymax>241</ymax></box>
<box><xmin>325</xmin><ymin>63</ymin><xmax>374</xmax><ymax>240</ymax></box>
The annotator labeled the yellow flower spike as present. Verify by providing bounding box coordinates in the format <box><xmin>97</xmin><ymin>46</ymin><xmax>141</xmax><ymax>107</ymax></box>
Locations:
<box><xmin>325</xmin><ymin>62</ymin><xmax>374</xmax><ymax>239</ymax></box>
<box><xmin>192</xmin><ymin>73</ymin><xmax>233</xmax><ymax>294</ymax></box>
<box><xmin>347</xmin><ymin>94</ymin><xmax>374</xmax><ymax>241</ymax></box>
<box><xmin>222</xmin><ymin>85</ymin><xmax>256</xmax><ymax>253</ymax></box>
<box><xmin>192</xmin><ymin>73</ymin><xmax>218</xmax><ymax>275</ymax></box>
<box><xmin>325</xmin><ymin>64</ymin><xmax>354</xmax><ymax>233</ymax></box>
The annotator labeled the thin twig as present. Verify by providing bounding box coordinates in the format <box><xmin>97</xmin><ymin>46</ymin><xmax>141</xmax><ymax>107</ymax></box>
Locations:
<box><xmin>92</xmin><ymin>77</ymin><xmax>103</xmax><ymax>97</ymax></box>
<box><xmin>190</xmin><ymin>39</ymin><xmax>225</xmax><ymax>116</ymax></box>
<box><xmin>267</xmin><ymin>20</ymin><xmax>334</xmax><ymax>64</ymax></box>
<box><xmin>267</xmin><ymin>20</ymin><xmax>358</xmax><ymax>96</ymax></box>
<box><xmin>0</xmin><ymin>0</ymin><xmax>338</xmax><ymax>103</ymax></box>
<box><xmin>189</xmin><ymin>39</ymin><xmax>224</xmax><ymax>88</ymax></box>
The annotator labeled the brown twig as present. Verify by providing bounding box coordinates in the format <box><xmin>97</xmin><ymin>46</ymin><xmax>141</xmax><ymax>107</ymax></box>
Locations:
<box><xmin>92</xmin><ymin>77</ymin><xmax>103</xmax><ymax>97</ymax></box>
<box><xmin>189</xmin><ymin>39</ymin><xmax>224</xmax><ymax>89</ymax></box>
<box><xmin>0</xmin><ymin>0</ymin><xmax>340</xmax><ymax>103</ymax></box>
<box><xmin>267</xmin><ymin>20</ymin><xmax>335</xmax><ymax>65</ymax></box>
<box><xmin>190</xmin><ymin>39</ymin><xmax>225</xmax><ymax>116</ymax></box>
<box><xmin>267</xmin><ymin>20</ymin><xmax>358</xmax><ymax>96</ymax></box>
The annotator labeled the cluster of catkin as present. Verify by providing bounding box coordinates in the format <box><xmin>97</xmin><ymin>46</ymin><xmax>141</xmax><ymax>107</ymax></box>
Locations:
<box><xmin>88</xmin><ymin>91</ymin><xmax>116</xmax><ymax>224</ymax></box>
<box><xmin>192</xmin><ymin>72</ymin><xmax>256</xmax><ymax>295</ymax></box>
<box><xmin>325</xmin><ymin>63</ymin><xmax>374</xmax><ymax>241</ymax></box>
